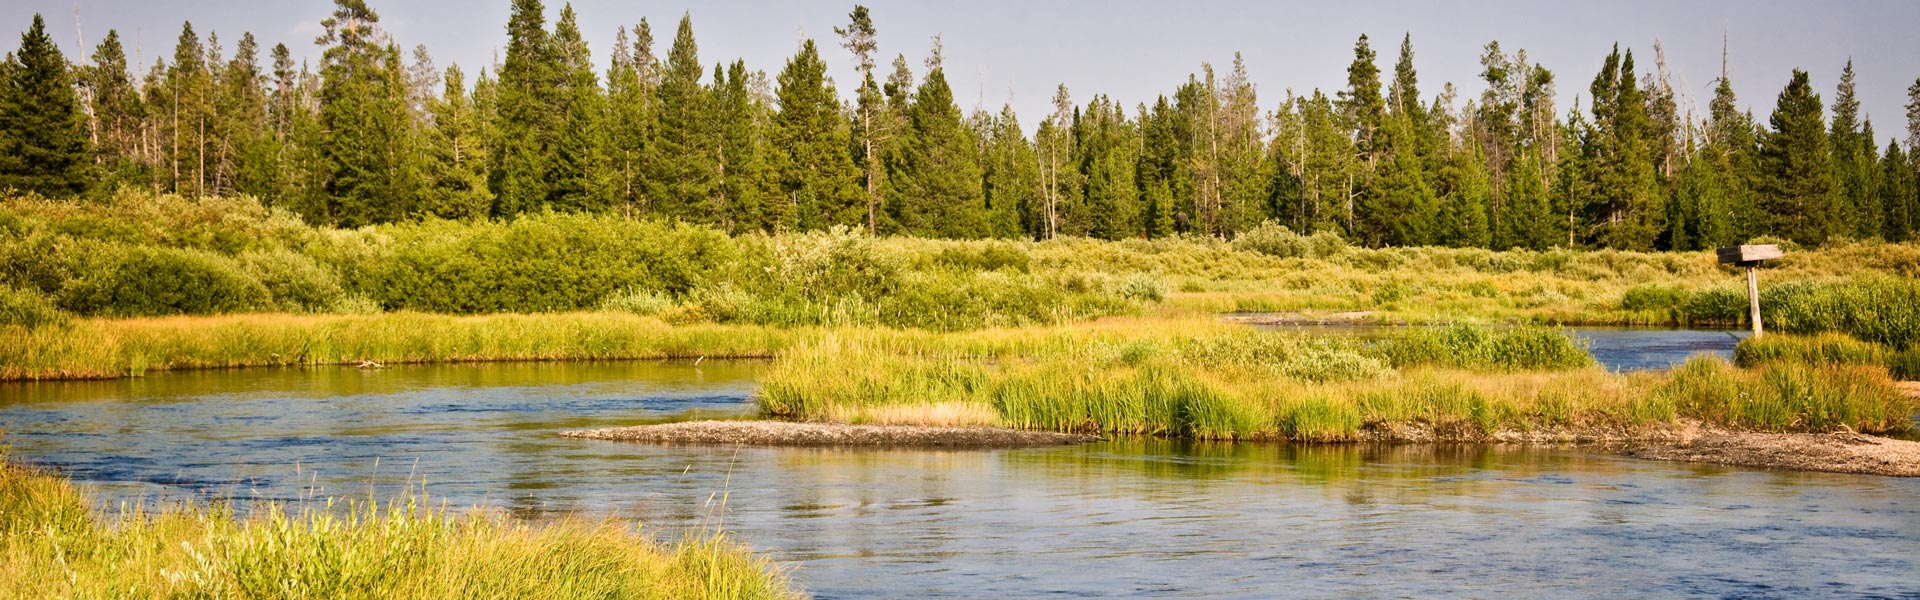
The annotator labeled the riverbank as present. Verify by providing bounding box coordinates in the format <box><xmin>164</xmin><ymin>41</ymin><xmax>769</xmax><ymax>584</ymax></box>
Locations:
<box><xmin>0</xmin><ymin>455</ymin><xmax>799</xmax><ymax>599</ymax></box>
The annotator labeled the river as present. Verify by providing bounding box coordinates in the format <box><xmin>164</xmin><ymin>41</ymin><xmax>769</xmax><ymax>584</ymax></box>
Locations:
<box><xmin>3</xmin><ymin>344</ymin><xmax>1917</xmax><ymax>597</ymax></box>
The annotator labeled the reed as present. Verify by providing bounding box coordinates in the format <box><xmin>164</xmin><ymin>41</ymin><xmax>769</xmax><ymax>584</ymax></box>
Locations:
<box><xmin>0</xmin><ymin>454</ymin><xmax>797</xmax><ymax>599</ymax></box>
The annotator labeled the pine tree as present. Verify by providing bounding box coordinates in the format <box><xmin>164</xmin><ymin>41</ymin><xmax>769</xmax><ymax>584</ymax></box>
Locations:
<box><xmin>1757</xmin><ymin>69</ymin><xmax>1836</xmax><ymax>243</ymax></box>
<box><xmin>548</xmin><ymin>4</ymin><xmax>610</xmax><ymax>212</ymax></box>
<box><xmin>1829</xmin><ymin>60</ymin><xmax>1876</xmax><ymax>239</ymax></box>
<box><xmin>79</xmin><ymin>30</ymin><xmax>147</xmax><ymax>188</ymax></box>
<box><xmin>772</xmin><ymin>38</ymin><xmax>862</xmax><ymax>231</ymax></box>
<box><xmin>606</xmin><ymin>20</ymin><xmax>658</xmax><ymax>218</ymax></box>
<box><xmin>645</xmin><ymin>13</ymin><xmax>717</xmax><ymax>223</ymax></box>
<box><xmin>421</xmin><ymin>64</ymin><xmax>493</xmax><ymax>219</ymax></box>
<box><xmin>1584</xmin><ymin>46</ymin><xmax>1663</xmax><ymax>249</ymax></box>
<box><xmin>835</xmin><ymin>5</ymin><xmax>883</xmax><ymax>234</ymax></box>
<box><xmin>315</xmin><ymin>0</ymin><xmax>416</xmax><ymax>226</ymax></box>
<box><xmin>889</xmin><ymin>42</ymin><xmax>985</xmax><ymax>238</ymax></box>
<box><xmin>1880</xmin><ymin>141</ymin><xmax>1914</xmax><ymax>241</ymax></box>
<box><xmin>0</xmin><ymin>14</ymin><xmax>92</xmax><ymax>197</ymax></box>
<box><xmin>219</xmin><ymin>33</ymin><xmax>276</xmax><ymax>198</ymax></box>
<box><xmin>979</xmin><ymin>104</ymin><xmax>1037</xmax><ymax>238</ymax></box>
<box><xmin>710</xmin><ymin>60</ymin><xmax>769</xmax><ymax>232</ymax></box>
<box><xmin>492</xmin><ymin>0</ymin><xmax>559</xmax><ymax>215</ymax></box>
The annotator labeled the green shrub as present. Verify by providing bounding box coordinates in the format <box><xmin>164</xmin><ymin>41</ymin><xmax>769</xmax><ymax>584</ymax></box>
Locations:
<box><xmin>598</xmin><ymin>286</ymin><xmax>676</xmax><ymax>315</ymax></box>
<box><xmin>931</xmin><ymin>241</ymin><xmax>1030</xmax><ymax>273</ymax></box>
<box><xmin>0</xmin><ymin>286</ymin><xmax>70</xmax><ymax>329</ymax></box>
<box><xmin>57</xmin><ymin>245</ymin><xmax>269</xmax><ymax>316</ymax></box>
<box><xmin>1231</xmin><ymin>221</ymin><xmax>1347</xmax><ymax>260</ymax></box>
<box><xmin>241</xmin><ymin>249</ymin><xmax>344</xmax><ymax>312</ymax></box>
<box><xmin>1119</xmin><ymin>273</ymin><xmax>1168</xmax><ymax>303</ymax></box>
<box><xmin>1681</xmin><ymin>287</ymin><xmax>1747</xmax><ymax>325</ymax></box>
<box><xmin>1620</xmin><ymin>284</ymin><xmax>1687</xmax><ymax>312</ymax></box>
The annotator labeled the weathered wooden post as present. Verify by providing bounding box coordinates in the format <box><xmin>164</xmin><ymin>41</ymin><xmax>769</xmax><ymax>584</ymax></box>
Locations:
<box><xmin>1715</xmin><ymin>244</ymin><xmax>1783</xmax><ymax>338</ymax></box>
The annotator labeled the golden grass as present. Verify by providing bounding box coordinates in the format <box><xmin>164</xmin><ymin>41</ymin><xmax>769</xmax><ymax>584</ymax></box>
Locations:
<box><xmin>0</xmin><ymin>454</ymin><xmax>798</xmax><ymax>600</ymax></box>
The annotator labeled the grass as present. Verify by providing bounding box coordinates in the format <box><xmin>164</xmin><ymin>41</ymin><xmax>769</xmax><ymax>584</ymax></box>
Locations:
<box><xmin>1736</xmin><ymin>332</ymin><xmax>1920</xmax><ymax>381</ymax></box>
<box><xmin>759</xmin><ymin>320</ymin><xmax>1916</xmax><ymax>440</ymax></box>
<box><xmin>0</xmin><ymin>312</ymin><xmax>809</xmax><ymax>381</ymax></box>
<box><xmin>0</xmin><ymin>452</ymin><xmax>797</xmax><ymax>599</ymax></box>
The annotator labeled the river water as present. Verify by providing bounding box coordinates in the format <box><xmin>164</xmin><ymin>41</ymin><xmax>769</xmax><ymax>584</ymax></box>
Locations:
<box><xmin>3</xmin><ymin>354</ymin><xmax>1917</xmax><ymax>597</ymax></box>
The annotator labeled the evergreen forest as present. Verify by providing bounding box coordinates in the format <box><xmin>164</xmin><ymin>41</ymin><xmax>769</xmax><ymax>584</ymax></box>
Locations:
<box><xmin>3</xmin><ymin>1</ymin><xmax>1918</xmax><ymax>250</ymax></box>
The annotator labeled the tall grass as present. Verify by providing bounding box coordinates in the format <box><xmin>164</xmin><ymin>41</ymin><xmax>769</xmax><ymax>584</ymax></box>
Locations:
<box><xmin>0</xmin><ymin>312</ymin><xmax>808</xmax><ymax>381</ymax></box>
<box><xmin>0</xmin><ymin>454</ymin><xmax>796</xmax><ymax>599</ymax></box>
<box><xmin>759</xmin><ymin>321</ymin><xmax>1914</xmax><ymax>440</ymax></box>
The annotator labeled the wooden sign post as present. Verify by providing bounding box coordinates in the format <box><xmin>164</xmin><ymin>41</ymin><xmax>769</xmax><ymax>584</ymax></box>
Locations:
<box><xmin>1715</xmin><ymin>245</ymin><xmax>1783</xmax><ymax>338</ymax></box>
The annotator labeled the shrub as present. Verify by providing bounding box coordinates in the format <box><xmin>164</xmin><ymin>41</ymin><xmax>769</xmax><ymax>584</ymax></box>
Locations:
<box><xmin>241</xmin><ymin>249</ymin><xmax>345</xmax><ymax>312</ymax></box>
<box><xmin>57</xmin><ymin>245</ymin><xmax>269</xmax><ymax>316</ymax></box>
<box><xmin>1681</xmin><ymin>287</ymin><xmax>1747</xmax><ymax>325</ymax></box>
<box><xmin>0</xmin><ymin>285</ymin><xmax>70</xmax><ymax>329</ymax></box>
<box><xmin>930</xmin><ymin>241</ymin><xmax>1031</xmax><ymax>273</ymax></box>
<box><xmin>1231</xmin><ymin>221</ymin><xmax>1347</xmax><ymax>260</ymax></box>
<box><xmin>1118</xmin><ymin>273</ymin><xmax>1168</xmax><ymax>303</ymax></box>
<box><xmin>1620</xmin><ymin>284</ymin><xmax>1687</xmax><ymax>312</ymax></box>
<box><xmin>598</xmin><ymin>286</ymin><xmax>676</xmax><ymax>315</ymax></box>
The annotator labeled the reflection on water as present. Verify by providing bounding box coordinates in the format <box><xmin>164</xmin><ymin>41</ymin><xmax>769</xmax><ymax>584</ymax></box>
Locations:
<box><xmin>2</xmin><ymin>362</ymin><xmax>1917</xmax><ymax>598</ymax></box>
<box><xmin>1248</xmin><ymin>322</ymin><xmax>1750</xmax><ymax>372</ymax></box>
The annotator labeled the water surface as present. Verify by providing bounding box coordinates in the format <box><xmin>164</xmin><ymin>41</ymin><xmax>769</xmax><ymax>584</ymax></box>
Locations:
<box><xmin>2</xmin><ymin>362</ymin><xmax>1915</xmax><ymax>599</ymax></box>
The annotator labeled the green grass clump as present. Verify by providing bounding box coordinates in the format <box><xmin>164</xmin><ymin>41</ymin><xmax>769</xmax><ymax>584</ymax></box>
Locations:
<box><xmin>0</xmin><ymin>285</ymin><xmax>69</xmax><ymax>330</ymax></box>
<box><xmin>1734</xmin><ymin>332</ymin><xmax>1919</xmax><ymax>381</ymax></box>
<box><xmin>1370</xmin><ymin>323</ymin><xmax>1595</xmax><ymax>372</ymax></box>
<box><xmin>0</xmin><ymin>455</ymin><xmax>796</xmax><ymax>599</ymax></box>
<box><xmin>1763</xmin><ymin>276</ymin><xmax>1920</xmax><ymax>350</ymax></box>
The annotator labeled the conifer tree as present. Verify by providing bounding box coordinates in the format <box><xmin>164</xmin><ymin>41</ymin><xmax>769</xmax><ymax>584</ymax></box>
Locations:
<box><xmin>79</xmin><ymin>30</ymin><xmax>147</xmax><ymax>188</ymax></box>
<box><xmin>835</xmin><ymin>5</ymin><xmax>883</xmax><ymax>233</ymax></box>
<box><xmin>979</xmin><ymin>104</ymin><xmax>1037</xmax><ymax>238</ymax></box>
<box><xmin>889</xmin><ymin>41</ymin><xmax>985</xmax><ymax>238</ymax></box>
<box><xmin>710</xmin><ymin>60</ymin><xmax>769</xmax><ymax>232</ymax></box>
<box><xmin>0</xmin><ymin>14</ymin><xmax>92</xmax><ymax>197</ymax></box>
<box><xmin>549</xmin><ymin>4</ymin><xmax>610</xmax><ymax>212</ymax></box>
<box><xmin>772</xmin><ymin>38</ymin><xmax>862</xmax><ymax>231</ymax></box>
<box><xmin>645</xmin><ymin>13</ymin><xmax>717</xmax><ymax>223</ymax></box>
<box><xmin>1757</xmin><ymin>69</ymin><xmax>1836</xmax><ymax>243</ymax></box>
<box><xmin>220</xmin><ymin>33</ymin><xmax>277</xmax><ymax>198</ymax></box>
<box><xmin>1829</xmin><ymin>60</ymin><xmax>1876</xmax><ymax>238</ymax></box>
<box><xmin>1881</xmin><ymin>141</ymin><xmax>1914</xmax><ymax>241</ymax></box>
<box><xmin>421</xmin><ymin>64</ymin><xmax>493</xmax><ymax>219</ymax></box>
<box><xmin>606</xmin><ymin>20</ymin><xmax>658</xmax><ymax>218</ymax></box>
<box><xmin>315</xmin><ymin>0</ymin><xmax>416</xmax><ymax>225</ymax></box>
<box><xmin>1584</xmin><ymin>46</ymin><xmax>1662</xmax><ymax>249</ymax></box>
<box><xmin>492</xmin><ymin>0</ymin><xmax>559</xmax><ymax>215</ymax></box>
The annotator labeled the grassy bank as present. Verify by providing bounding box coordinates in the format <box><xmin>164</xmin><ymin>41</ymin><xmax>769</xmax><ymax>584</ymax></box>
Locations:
<box><xmin>0</xmin><ymin>454</ymin><xmax>795</xmax><ymax>599</ymax></box>
<box><xmin>0</xmin><ymin>312</ymin><xmax>807</xmax><ymax>381</ymax></box>
<box><xmin>759</xmin><ymin>319</ymin><xmax>1916</xmax><ymax>441</ymax></box>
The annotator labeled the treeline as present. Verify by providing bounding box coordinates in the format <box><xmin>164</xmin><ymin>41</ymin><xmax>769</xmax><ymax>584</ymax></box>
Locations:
<box><xmin>2</xmin><ymin>1</ymin><xmax>1918</xmax><ymax>248</ymax></box>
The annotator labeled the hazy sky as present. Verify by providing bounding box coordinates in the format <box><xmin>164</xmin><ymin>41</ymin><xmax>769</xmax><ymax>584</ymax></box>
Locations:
<box><xmin>6</xmin><ymin>0</ymin><xmax>1917</xmax><ymax>143</ymax></box>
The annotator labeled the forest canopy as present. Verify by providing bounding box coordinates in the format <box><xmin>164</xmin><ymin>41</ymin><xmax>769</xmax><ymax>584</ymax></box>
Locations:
<box><xmin>1</xmin><ymin>2</ymin><xmax>1917</xmax><ymax>250</ymax></box>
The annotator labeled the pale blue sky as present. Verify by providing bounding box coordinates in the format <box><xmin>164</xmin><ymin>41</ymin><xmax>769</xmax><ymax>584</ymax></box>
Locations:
<box><xmin>7</xmin><ymin>1</ymin><xmax>1917</xmax><ymax>144</ymax></box>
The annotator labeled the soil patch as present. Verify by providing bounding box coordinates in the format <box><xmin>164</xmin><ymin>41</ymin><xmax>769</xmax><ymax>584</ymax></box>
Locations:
<box><xmin>561</xmin><ymin>420</ymin><xmax>1100</xmax><ymax>448</ymax></box>
<box><xmin>1616</xmin><ymin>423</ymin><xmax>1920</xmax><ymax>477</ymax></box>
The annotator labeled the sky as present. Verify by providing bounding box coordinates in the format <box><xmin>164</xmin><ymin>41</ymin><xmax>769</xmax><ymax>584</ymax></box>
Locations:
<box><xmin>5</xmin><ymin>0</ymin><xmax>1917</xmax><ymax>143</ymax></box>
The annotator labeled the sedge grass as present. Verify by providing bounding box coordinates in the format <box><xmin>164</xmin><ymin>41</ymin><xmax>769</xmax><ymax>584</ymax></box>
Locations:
<box><xmin>0</xmin><ymin>453</ymin><xmax>797</xmax><ymax>599</ymax></box>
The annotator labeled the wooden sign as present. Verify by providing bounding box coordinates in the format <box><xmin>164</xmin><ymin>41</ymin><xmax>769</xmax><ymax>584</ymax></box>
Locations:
<box><xmin>1715</xmin><ymin>244</ymin><xmax>1784</xmax><ymax>265</ymax></box>
<box><xmin>1714</xmin><ymin>245</ymin><xmax>1783</xmax><ymax>338</ymax></box>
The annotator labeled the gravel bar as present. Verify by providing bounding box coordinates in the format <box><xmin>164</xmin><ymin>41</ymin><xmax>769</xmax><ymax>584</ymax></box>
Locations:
<box><xmin>561</xmin><ymin>420</ymin><xmax>1101</xmax><ymax>448</ymax></box>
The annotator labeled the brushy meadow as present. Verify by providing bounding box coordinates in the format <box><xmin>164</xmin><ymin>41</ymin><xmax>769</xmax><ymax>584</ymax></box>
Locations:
<box><xmin>5</xmin><ymin>193</ymin><xmax>1920</xmax><ymax>333</ymax></box>
<box><xmin>0</xmin><ymin>452</ymin><xmax>796</xmax><ymax>599</ymax></box>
